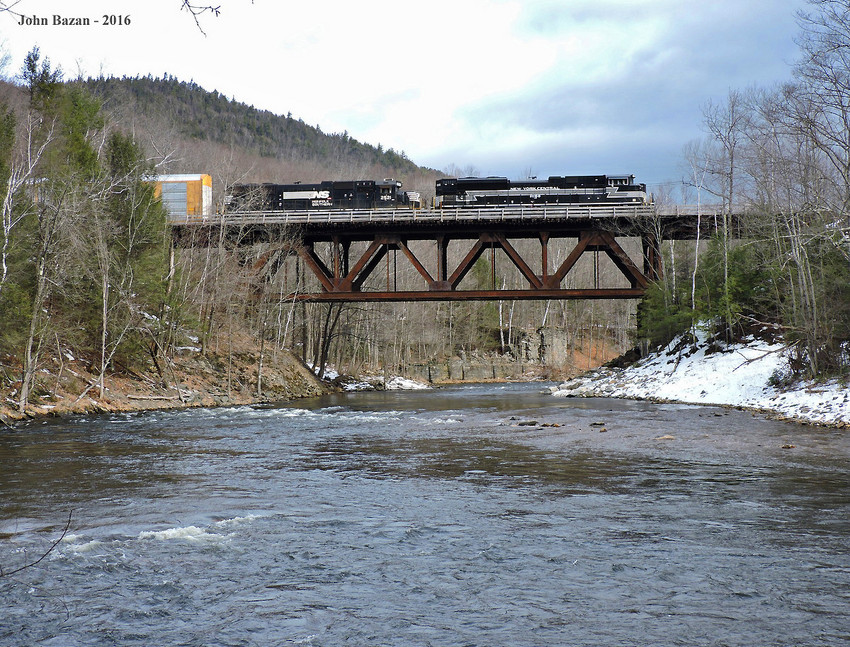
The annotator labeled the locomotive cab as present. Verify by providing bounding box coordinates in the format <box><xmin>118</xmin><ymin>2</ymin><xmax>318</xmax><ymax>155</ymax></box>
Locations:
<box><xmin>376</xmin><ymin>179</ymin><xmax>403</xmax><ymax>206</ymax></box>
<box><xmin>331</xmin><ymin>180</ymin><xmax>377</xmax><ymax>209</ymax></box>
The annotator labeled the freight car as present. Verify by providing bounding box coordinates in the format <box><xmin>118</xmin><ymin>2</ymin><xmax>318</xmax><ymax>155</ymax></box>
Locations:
<box><xmin>435</xmin><ymin>174</ymin><xmax>648</xmax><ymax>207</ymax></box>
<box><xmin>152</xmin><ymin>174</ymin><xmax>213</xmax><ymax>220</ymax></box>
<box><xmin>226</xmin><ymin>178</ymin><xmax>420</xmax><ymax>212</ymax></box>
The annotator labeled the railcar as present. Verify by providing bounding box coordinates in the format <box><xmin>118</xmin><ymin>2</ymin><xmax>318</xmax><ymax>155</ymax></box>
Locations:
<box><xmin>435</xmin><ymin>174</ymin><xmax>648</xmax><ymax>207</ymax></box>
<box><xmin>226</xmin><ymin>178</ymin><xmax>419</xmax><ymax>212</ymax></box>
<box><xmin>152</xmin><ymin>174</ymin><xmax>213</xmax><ymax>220</ymax></box>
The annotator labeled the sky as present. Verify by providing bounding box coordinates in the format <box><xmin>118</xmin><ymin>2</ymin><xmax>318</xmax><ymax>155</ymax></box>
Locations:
<box><xmin>0</xmin><ymin>0</ymin><xmax>809</xmax><ymax>195</ymax></box>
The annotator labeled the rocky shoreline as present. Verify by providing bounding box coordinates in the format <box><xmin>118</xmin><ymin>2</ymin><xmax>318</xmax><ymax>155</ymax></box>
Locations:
<box><xmin>1</xmin><ymin>345</ymin><xmax>329</xmax><ymax>426</ymax></box>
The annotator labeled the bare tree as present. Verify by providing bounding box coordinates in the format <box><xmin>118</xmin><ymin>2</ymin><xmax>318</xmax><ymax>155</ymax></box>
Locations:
<box><xmin>15</xmin><ymin>49</ymin><xmax>66</xmax><ymax>412</ymax></box>
<box><xmin>0</xmin><ymin>109</ymin><xmax>55</xmax><ymax>300</ymax></box>
<box><xmin>0</xmin><ymin>51</ymin><xmax>59</xmax><ymax>301</ymax></box>
<box><xmin>795</xmin><ymin>0</ymin><xmax>850</xmax><ymax>218</ymax></box>
<box><xmin>702</xmin><ymin>89</ymin><xmax>749</xmax><ymax>337</ymax></box>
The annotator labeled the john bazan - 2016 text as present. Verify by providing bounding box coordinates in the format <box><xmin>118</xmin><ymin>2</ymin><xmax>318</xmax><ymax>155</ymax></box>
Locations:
<box><xmin>18</xmin><ymin>14</ymin><xmax>130</xmax><ymax>26</ymax></box>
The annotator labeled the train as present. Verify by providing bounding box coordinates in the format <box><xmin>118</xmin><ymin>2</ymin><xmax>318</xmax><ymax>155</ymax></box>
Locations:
<box><xmin>435</xmin><ymin>174</ymin><xmax>647</xmax><ymax>207</ymax></box>
<box><xmin>225</xmin><ymin>178</ymin><xmax>421</xmax><ymax>212</ymax></box>
<box><xmin>218</xmin><ymin>173</ymin><xmax>648</xmax><ymax>214</ymax></box>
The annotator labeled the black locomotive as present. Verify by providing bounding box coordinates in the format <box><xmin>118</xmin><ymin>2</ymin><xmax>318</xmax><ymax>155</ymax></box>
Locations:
<box><xmin>226</xmin><ymin>178</ymin><xmax>420</xmax><ymax>212</ymax></box>
<box><xmin>435</xmin><ymin>174</ymin><xmax>647</xmax><ymax>207</ymax></box>
<box><xmin>224</xmin><ymin>173</ymin><xmax>647</xmax><ymax>213</ymax></box>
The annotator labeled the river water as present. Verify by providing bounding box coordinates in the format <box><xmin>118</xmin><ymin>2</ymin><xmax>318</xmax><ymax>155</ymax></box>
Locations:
<box><xmin>1</xmin><ymin>383</ymin><xmax>848</xmax><ymax>646</ymax></box>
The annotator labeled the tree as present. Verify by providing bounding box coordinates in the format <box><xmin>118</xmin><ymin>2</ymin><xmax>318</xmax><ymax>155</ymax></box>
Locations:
<box><xmin>794</xmin><ymin>0</ymin><xmax>850</xmax><ymax>217</ymax></box>
<box><xmin>21</xmin><ymin>47</ymin><xmax>62</xmax><ymax>113</ymax></box>
<box><xmin>15</xmin><ymin>48</ymin><xmax>66</xmax><ymax>411</ymax></box>
<box><xmin>698</xmin><ymin>89</ymin><xmax>749</xmax><ymax>339</ymax></box>
<box><xmin>0</xmin><ymin>102</ymin><xmax>16</xmax><ymax>295</ymax></box>
<box><xmin>83</xmin><ymin>131</ymin><xmax>168</xmax><ymax>399</ymax></box>
<box><xmin>0</xmin><ymin>48</ymin><xmax>60</xmax><ymax>302</ymax></box>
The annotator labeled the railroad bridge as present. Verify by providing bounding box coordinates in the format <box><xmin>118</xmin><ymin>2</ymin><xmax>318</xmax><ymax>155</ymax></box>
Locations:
<box><xmin>170</xmin><ymin>204</ymin><xmax>725</xmax><ymax>302</ymax></box>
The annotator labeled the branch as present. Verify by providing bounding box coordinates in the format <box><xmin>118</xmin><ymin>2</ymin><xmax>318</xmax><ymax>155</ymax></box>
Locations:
<box><xmin>0</xmin><ymin>511</ymin><xmax>72</xmax><ymax>577</ymax></box>
<box><xmin>181</xmin><ymin>1</ymin><xmax>221</xmax><ymax>36</ymax></box>
<box><xmin>732</xmin><ymin>342</ymin><xmax>796</xmax><ymax>370</ymax></box>
<box><xmin>180</xmin><ymin>1</ymin><xmax>254</xmax><ymax>35</ymax></box>
<box><xmin>0</xmin><ymin>1</ymin><xmax>25</xmax><ymax>19</ymax></box>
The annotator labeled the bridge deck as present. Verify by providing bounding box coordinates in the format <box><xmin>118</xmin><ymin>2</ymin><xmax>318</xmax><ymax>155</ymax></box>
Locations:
<box><xmin>171</xmin><ymin>204</ymin><xmax>657</xmax><ymax>226</ymax></box>
<box><xmin>169</xmin><ymin>204</ymin><xmax>725</xmax><ymax>241</ymax></box>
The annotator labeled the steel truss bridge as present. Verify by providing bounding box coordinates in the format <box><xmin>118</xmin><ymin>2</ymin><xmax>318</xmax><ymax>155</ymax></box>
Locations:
<box><xmin>170</xmin><ymin>204</ymin><xmax>723</xmax><ymax>302</ymax></box>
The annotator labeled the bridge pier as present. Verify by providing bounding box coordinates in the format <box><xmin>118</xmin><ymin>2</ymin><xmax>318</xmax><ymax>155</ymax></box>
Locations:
<box><xmin>642</xmin><ymin>231</ymin><xmax>663</xmax><ymax>282</ymax></box>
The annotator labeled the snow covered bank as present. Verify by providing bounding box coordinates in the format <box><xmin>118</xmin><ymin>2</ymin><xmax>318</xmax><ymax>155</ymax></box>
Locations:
<box><xmin>311</xmin><ymin>365</ymin><xmax>430</xmax><ymax>392</ymax></box>
<box><xmin>337</xmin><ymin>375</ymin><xmax>432</xmax><ymax>392</ymax></box>
<box><xmin>551</xmin><ymin>330</ymin><xmax>850</xmax><ymax>427</ymax></box>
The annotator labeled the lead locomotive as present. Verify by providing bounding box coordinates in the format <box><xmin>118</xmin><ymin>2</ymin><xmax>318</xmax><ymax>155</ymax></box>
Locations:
<box><xmin>435</xmin><ymin>174</ymin><xmax>647</xmax><ymax>207</ymax></box>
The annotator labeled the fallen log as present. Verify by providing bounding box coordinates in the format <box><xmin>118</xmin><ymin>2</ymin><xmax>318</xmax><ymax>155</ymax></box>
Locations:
<box><xmin>126</xmin><ymin>394</ymin><xmax>181</xmax><ymax>401</ymax></box>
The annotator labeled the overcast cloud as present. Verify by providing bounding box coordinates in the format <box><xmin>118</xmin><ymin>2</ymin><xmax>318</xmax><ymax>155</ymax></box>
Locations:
<box><xmin>1</xmin><ymin>0</ymin><xmax>808</xmax><ymax>193</ymax></box>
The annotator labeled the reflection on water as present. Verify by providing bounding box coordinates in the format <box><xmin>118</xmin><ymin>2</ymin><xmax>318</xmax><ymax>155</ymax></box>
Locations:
<box><xmin>300</xmin><ymin>435</ymin><xmax>637</xmax><ymax>493</ymax></box>
<box><xmin>1</xmin><ymin>384</ymin><xmax>848</xmax><ymax>646</ymax></box>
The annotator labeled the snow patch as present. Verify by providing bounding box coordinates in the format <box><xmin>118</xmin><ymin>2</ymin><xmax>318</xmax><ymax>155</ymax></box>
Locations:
<box><xmin>383</xmin><ymin>376</ymin><xmax>430</xmax><ymax>390</ymax></box>
<box><xmin>551</xmin><ymin>329</ymin><xmax>849</xmax><ymax>426</ymax></box>
<box><xmin>310</xmin><ymin>363</ymin><xmax>430</xmax><ymax>391</ymax></box>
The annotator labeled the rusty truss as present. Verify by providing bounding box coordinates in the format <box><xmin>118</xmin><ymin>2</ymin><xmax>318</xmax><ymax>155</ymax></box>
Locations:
<box><xmin>171</xmin><ymin>204</ymin><xmax>683</xmax><ymax>302</ymax></box>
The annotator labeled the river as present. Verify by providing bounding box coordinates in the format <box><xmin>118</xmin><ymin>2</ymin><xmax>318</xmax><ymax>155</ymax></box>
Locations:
<box><xmin>1</xmin><ymin>383</ymin><xmax>848</xmax><ymax>646</ymax></box>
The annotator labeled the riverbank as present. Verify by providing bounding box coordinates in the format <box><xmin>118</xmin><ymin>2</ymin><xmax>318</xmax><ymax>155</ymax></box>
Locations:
<box><xmin>550</xmin><ymin>329</ymin><xmax>850</xmax><ymax>427</ymax></box>
<box><xmin>0</xmin><ymin>341</ymin><xmax>329</xmax><ymax>425</ymax></box>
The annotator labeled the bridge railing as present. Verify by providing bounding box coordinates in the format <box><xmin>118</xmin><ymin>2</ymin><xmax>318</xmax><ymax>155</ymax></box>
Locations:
<box><xmin>654</xmin><ymin>204</ymin><xmax>725</xmax><ymax>216</ymax></box>
<box><xmin>168</xmin><ymin>203</ymin><xmax>658</xmax><ymax>226</ymax></box>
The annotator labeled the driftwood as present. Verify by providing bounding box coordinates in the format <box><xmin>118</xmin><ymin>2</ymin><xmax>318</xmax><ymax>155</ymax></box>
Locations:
<box><xmin>126</xmin><ymin>394</ymin><xmax>181</xmax><ymax>401</ymax></box>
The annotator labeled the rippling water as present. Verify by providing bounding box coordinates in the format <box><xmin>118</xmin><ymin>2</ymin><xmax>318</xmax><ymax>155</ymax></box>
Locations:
<box><xmin>1</xmin><ymin>383</ymin><xmax>848</xmax><ymax>646</ymax></box>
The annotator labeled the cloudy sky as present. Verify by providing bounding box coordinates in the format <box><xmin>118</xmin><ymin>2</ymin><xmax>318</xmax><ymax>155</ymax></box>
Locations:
<box><xmin>1</xmin><ymin>0</ymin><xmax>808</xmax><ymax>194</ymax></box>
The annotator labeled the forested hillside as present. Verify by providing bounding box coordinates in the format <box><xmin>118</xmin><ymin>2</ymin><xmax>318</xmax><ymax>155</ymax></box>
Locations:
<box><xmin>83</xmin><ymin>75</ymin><xmax>425</xmax><ymax>176</ymax></box>
<box><xmin>0</xmin><ymin>72</ymin><xmax>442</xmax><ymax>200</ymax></box>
